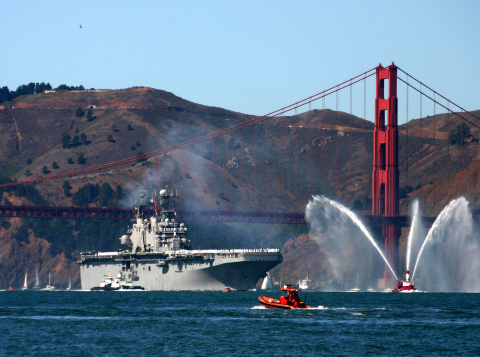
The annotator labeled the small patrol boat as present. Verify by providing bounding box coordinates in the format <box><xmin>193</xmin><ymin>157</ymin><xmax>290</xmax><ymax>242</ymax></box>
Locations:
<box><xmin>258</xmin><ymin>285</ymin><xmax>310</xmax><ymax>309</ymax></box>
<box><xmin>392</xmin><ymin>270</ymin><xmax>416</xmax><ymax>292</ymax></box>
<box><xmin>91</xmin><ymin>272</ymin><xmax>144</xmax><ymax>291</ymax></box>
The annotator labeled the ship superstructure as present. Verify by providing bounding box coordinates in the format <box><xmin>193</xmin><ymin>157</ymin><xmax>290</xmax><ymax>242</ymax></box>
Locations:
<box><xmin>79</xmin><ymin>187</ymin><xmax>282</xmax><ymax>291</ymax></box>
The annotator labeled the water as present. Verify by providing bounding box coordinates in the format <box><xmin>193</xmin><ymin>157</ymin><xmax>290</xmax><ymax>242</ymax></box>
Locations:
<box><xmin>1</xmin><ymin>291</ymin><xmax>479</xmax><ymax>356</ymax></box>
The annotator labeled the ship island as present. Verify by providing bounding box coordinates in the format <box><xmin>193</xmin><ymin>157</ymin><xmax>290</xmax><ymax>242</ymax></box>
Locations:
<box><xmin>78</xmin><ymin>187</ymin><xmax>282</xmax><ymax>291</ymax></box>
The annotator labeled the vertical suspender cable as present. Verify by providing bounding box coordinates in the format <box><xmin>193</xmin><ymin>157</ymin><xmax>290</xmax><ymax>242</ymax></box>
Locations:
<box><xmin>405</xmin><ymin>75</ymin><xmax>409</xmax><ymax>201</ymax></box>
<box><xmin>309</xmin><ymin>121</ymin><xmax>312</xmax><ymax>199</ymax></box>
<box><xmin>475</xmin><ymin>112</ymin><xmax>479</xmax><ymax>205</ymax></box>
<box><xmin>472</xmin><ymin>112</ymin><xmax>478</xmax><ymax>206</ymax></box>
<box><xmin>253</xmin><ymin>123</ymin><xmax>257</xmax><ymax>199</ymax></box>
<box><xmin>265</xmin><ymin>126</ymin><xmax>270</xmax><ymax>209</ymax></box>
<box><xmin>420</xmin><ymin>85</ymin><xmax>423</xmax><ymax>191</ymax></box>
<box><xmin>211</xmin><ymin>138</ymin><xmax>216</xmax><ymax>199</ymax></box>
<box><xmin>446</xmin><ymin>102</ymin><xmax>450</xmax><ymax>202</ymax></box>
<box><xmin>350</xmin><ymin>80</ymin><xmax>353</xmax><ymax>114</ymax></box>
<box><xmin>347</xmin><ymin>81</ymin><xmax>353</xmax><ymax>205</ymax></box>
<box><xmin>224</xmin><ymin>135</ymin><xmax>228</xmax><ymax>203</ymax></box>
<box><xmin>293</xmin><ymin>125</ymin><xmax>298</xmax><ymax>199</ymax></box>
<box><xmin>433</xmin><ymin>93</ymin><xmax>436</xmax><ymax>213</ymax></box>
<box><xmin>335</xmin><ymin>90</ymin><xmax>339</xmax><ymax>198</ymax></box>
<box><xmin>364</xmin><ymin>74</ymin><xmax>368</xmax><ymax>209</ymax></box>
<box><xmin>307</xmin><ymin>99</ymin><xmax>312</xmax><ymax>198</ymax></box>
<box><xmin>461</xmin><ymin>110</ymin><xmax>464</xmax><ymax>193</ymax></box>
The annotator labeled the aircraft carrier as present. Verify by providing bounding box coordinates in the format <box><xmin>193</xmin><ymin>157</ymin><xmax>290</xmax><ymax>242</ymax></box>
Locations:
<box><xmin>78</xmin><ymin>187</ymin><xmax>282</xmax><ymax>291</ymax></box>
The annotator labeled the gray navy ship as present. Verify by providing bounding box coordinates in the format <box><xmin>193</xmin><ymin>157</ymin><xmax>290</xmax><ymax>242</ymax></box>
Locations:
<box><xmin>78</xmin><ymin>187</ymin><xmax>282</xmax><ymax>291</ymax></box>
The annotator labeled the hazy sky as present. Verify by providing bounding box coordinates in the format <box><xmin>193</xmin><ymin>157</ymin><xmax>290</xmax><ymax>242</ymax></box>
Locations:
<box><xmin>3</xmin><ymin>1</ymin><xmax>479</xmax><ymax>120</ymax></box>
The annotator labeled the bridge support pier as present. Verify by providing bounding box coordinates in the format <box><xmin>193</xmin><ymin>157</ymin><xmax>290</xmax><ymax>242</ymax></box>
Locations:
<box><xmin>372</xmin><ymin>64</ymin><xmax>401</xmax><ymax>289</ymax></box>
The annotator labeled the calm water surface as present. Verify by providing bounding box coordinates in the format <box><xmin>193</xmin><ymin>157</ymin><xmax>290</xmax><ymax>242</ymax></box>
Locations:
<box><xmin>0</xmin><ymin>291</ymin><xmax>479</xmax><ymax>356</ymax></box>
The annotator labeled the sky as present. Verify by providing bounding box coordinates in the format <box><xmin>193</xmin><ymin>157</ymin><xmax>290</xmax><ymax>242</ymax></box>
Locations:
<box><xmin>2</xmin><ymin>1</ymin><xmax>480</xmax><ymax>122</ymax></box>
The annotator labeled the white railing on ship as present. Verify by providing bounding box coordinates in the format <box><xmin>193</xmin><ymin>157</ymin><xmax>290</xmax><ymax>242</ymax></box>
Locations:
<box><xmin>97</xmin><ymin>252</ymin><xmax>120</xmax><ymax>256</ymax></box>
<box><xmin>164</xmin><ymin>248</ymin><xmax>280</xmax><ymax>255</ymax></box>
<box><xmin>82</xmin><ymin>248</ymin><xmax>280</xmax><ymax>258</ymax></box>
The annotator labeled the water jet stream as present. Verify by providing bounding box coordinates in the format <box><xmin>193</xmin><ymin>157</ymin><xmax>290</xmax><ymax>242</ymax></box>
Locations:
<box><xmin>311</xmin><ymin>196</ymin><xmax>398</xmax><ymax>281</ymax></box>
<box><xmin>405</xmin><ymin>200</ymin><xmax>420</xmax><ymax>271</ymax></box>
<box><xmin>412</xmin><ymin>197</ymin><xmax>472</xmax><ymax>281</ymax></box>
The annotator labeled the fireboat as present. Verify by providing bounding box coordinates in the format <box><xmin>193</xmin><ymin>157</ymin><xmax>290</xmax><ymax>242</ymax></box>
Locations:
<box><xmin>392</xmin><ymin>270</ymin><xmax>416</xmax><ymax>292</ymax></box>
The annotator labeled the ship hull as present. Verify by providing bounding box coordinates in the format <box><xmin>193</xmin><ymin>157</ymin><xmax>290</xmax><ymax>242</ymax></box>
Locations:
<box><xmin>79</xmin><ymin>250</ymin><xmax>281</xmax><ymax>291</ymax></box>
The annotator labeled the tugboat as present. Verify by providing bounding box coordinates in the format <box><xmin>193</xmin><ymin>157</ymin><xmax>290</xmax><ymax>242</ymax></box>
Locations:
<box><xmin>298</xmin><ymin>275</ymin><xmax>312</xmax><ymax>290</ymax></box>
<box><xmin>258</xmin><ymin>285</ymin><xmax>310</xmax><ymax>309</ymax></box>
<box><xmin>392</xmin><ymin>270</ymin><xmax>416</xmax><ymax>292</ymax></box>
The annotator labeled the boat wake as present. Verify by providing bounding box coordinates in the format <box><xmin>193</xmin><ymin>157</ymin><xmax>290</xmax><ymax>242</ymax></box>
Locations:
<box><xmin>310</xmin><ymin>305</ymin><xmax>329</xmax><ymax>310</ymax></box>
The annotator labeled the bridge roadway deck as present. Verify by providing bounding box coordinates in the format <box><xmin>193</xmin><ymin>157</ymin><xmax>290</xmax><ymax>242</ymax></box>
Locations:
<box><xmin>0</xmin><ymin>205</ymin><xmax>436</xmax><ymax>226</ymax></box>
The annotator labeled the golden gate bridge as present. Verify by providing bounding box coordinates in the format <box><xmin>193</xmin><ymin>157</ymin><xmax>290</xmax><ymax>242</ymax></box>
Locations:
<box><xmin>1</xmin><ymin>63</ymin><xmax>479</xmax><ymax>282</ymax></box>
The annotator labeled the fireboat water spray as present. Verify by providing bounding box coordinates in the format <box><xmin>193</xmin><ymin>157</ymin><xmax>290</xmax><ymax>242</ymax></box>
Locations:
<box><xmin>307</xmin><ymin>196</ymin><xmax>398</xmax><ymax>282</ymax></box>
<box><xmin>392</xmin><ymin>200</ymin><xmax>420</xmax><ymax>292</ymax></box>
<box><xmin>405</xmin><ymin>200</ymin><xmax>420</xmax><ymax>272</ymax></box>
<box><xmin>412</xmin><ymin>197</ymin><xmax>472</xmax><ymax>281</ymax></box>
<box><xmin>410</xmin><ymin>196</ymin><xmax>480</xmax><ymax>292</ymax></box>
<box><xmin>392</xmin><ymin>200</ymin><xmax>423</xmax><ymax>292</ymax></box>
<box><xmin>308</xmin><ymin>195</ymin><xmax>480</xmax><ymax>292</ymax></box>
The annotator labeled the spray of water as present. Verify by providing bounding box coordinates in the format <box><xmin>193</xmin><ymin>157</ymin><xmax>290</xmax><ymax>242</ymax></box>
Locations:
<box><xmin>411</xmin><ymin>197</ymin><xmax>480</xmax><ymax>292</ymax></box>
<box><xmin>306</xmin><ymin>196</ymin><xmax>398</xmax><ymax>283</ymax></box>
<box><xmin>405</xmin><ymin>200</ymin><xmax>422</xmax><ymax>271</ymax></box>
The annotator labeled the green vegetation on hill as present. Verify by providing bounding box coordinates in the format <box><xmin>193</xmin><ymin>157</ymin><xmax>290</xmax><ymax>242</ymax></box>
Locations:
<box><xmin>449</xmin><ymin>123</ymin><xmax>472</xmax><ymax>146</ymax></box>
<box><xmin>23</xmin><ymin>217</ymin><xmax>129</xmax><ymax>258</ymax></box>
<box><xmin>0</xmin><ymin>177</ymin><xmax>46</xmax><ymax>206</ymax></box>
<box><xmin>0</xmin><ymin>82</ymin><xmax>87</xmax><ymax>105</ymax></box>
<box><xmin>71</xmin><ymin>183</ymin><xmax>124</xmax><ymax>207</ymax></box>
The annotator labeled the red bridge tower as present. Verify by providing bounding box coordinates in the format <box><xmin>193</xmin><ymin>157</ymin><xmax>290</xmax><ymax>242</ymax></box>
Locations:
<box><xmin>372</xmin><ymin>63</ymin><xmax>400</xmax><ymax>288</ymax></box>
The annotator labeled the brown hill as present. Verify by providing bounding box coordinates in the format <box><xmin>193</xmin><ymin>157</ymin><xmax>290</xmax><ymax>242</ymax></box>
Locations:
<box><xmin>1</xmin><ymin>87</ymin><xmax>479</xmax><ymax>289</ymax></box>
<box><xmin>0</xmin><ymin>89</ymin><xmax>376</xmax><ymax>212</ymax></box>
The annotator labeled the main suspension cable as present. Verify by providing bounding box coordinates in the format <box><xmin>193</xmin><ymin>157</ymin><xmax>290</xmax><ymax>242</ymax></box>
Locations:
<box><xmin>1</xmin><ymin>68</ymin><xmax>377</xmax><ymax>188</ymax></box>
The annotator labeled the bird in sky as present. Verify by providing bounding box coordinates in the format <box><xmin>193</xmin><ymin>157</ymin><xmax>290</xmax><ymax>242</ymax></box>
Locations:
<box><xmin>79</xmin><ymin>24</ymin><xmax>83</xmax><ymax>29</ymax></box>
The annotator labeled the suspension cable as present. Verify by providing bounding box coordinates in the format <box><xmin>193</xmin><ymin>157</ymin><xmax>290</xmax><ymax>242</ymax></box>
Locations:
<box><xmin>1</xmin><ymin>68</ymin><xmax>378</xmax><ymax>188</ymax></box>
<box><xmin>398</xmin><ymin>67</ymin><xmax>480</xmax><ymax>124</ymax></box>
<box><xmin>397</xmin><ymin>77</ymin><xmax>480</xmax><ymax>130</ymax></box>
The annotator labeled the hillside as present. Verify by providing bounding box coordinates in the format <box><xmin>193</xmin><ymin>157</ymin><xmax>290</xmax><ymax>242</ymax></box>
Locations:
<box><xmin>0</xmin><ymin>87</ymin><xmax>479</xmax><ymax>289</ymax></box>
<box><xmin>0</xmin><ymin>88</ymin><xmax>377</xmax><ymax>212</ymax></box>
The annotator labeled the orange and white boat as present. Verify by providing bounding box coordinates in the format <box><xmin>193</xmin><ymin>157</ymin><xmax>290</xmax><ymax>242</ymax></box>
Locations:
<box><xmin>258</xmin><ymin>285</ymin><xmax>310</xmax><ymax>309</ymax></box>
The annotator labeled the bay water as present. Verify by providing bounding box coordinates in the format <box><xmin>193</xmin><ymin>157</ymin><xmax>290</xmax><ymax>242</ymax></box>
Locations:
<box><xmin>1</xmin><ymin>291</ymin><xmax>479</xmax><ymax>356</ymax></box>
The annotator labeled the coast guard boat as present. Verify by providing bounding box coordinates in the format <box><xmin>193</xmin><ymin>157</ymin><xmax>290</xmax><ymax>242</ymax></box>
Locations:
<box><xmin>79</xmin><ymin>187</ymin><xmax>282</xmax><ymax>291</ymax></box>
<box><xmin>258</xmin><ymin>284</ymin><xmax>310</xmax><ymax>309</ymax></box>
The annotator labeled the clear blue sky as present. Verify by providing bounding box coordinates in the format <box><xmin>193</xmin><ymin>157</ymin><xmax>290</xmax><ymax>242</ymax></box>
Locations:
<box><xmin>3</xmin><ymin>1</ymin><xmax>479</xmax><ymax>120</ymax></box>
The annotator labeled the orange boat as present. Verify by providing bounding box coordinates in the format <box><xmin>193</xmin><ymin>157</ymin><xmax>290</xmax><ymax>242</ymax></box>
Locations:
<box><xmin>258</xmin><ymin>285</ymin><xmax>310</xmax><ymax>309</ymax></box>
